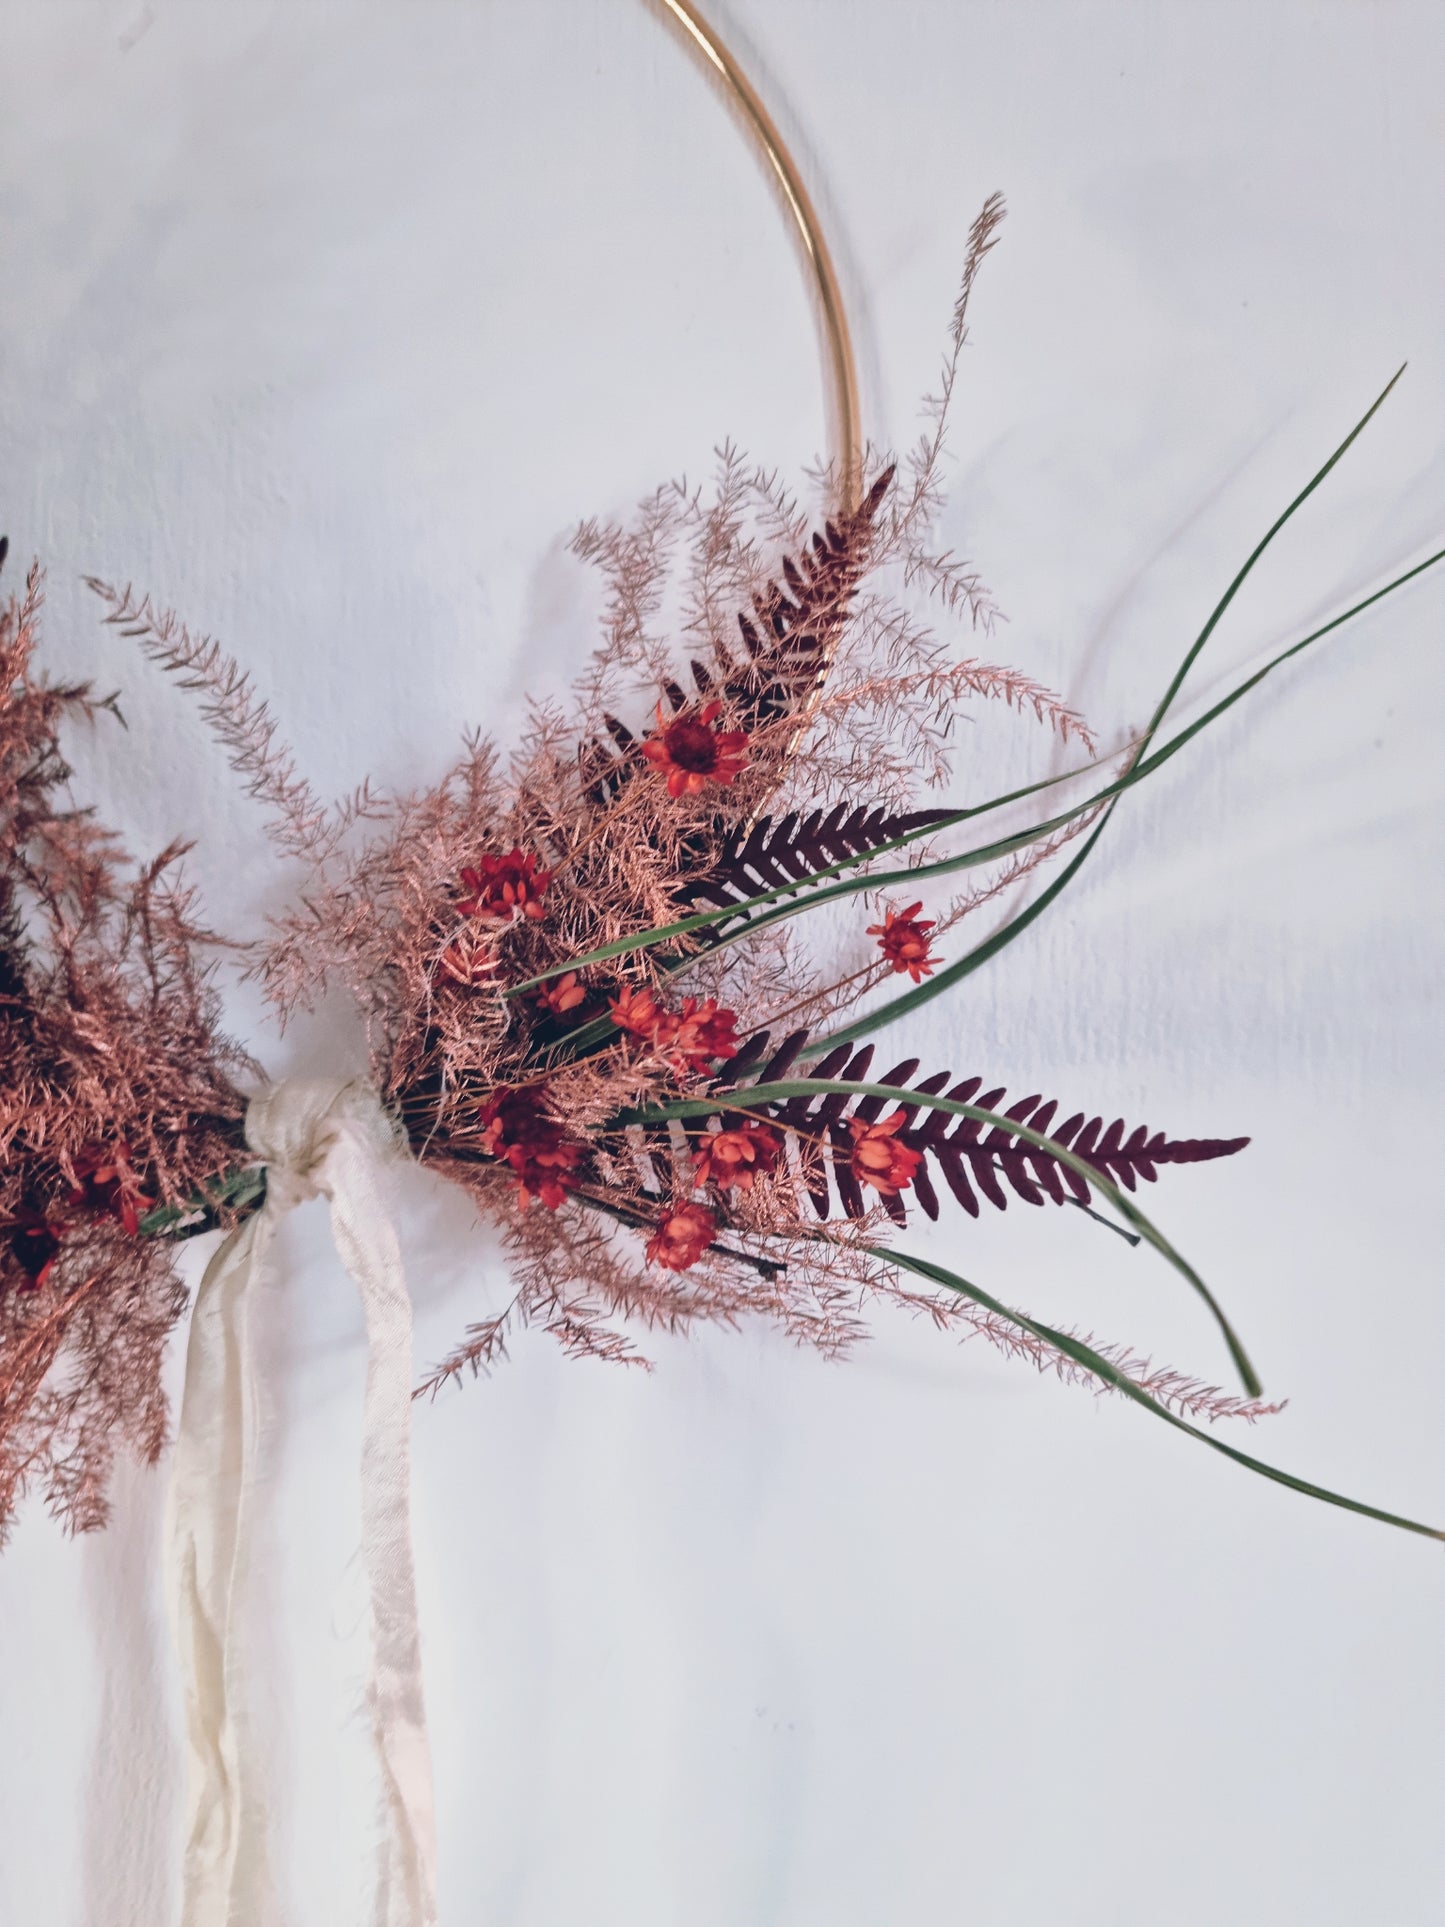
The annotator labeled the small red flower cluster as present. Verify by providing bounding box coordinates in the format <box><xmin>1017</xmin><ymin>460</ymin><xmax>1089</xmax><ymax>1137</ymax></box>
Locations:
<box><xmin>640</xmin><ymin>700</ymin><xmax>750</xmax><ymax>799</ymax></box>
<box><xmin>846</xmin><ymin>1110</ymin><xmax>921</xmax><ymax>1196</ymax></box>
<box><xmin>646</xmin><ymin>1201</ymin><xmax>717</xmax><ymax>1271</ymax></box>
<box><xmin>610</xmin><ymin>986</ymin><xmax>740</xmax><ymax>1072</ymax></box>
<box><xmin>868</xmin><ymin>901</ymin><xmax>939</xmax><ymax>983</ymax></box>
<box><xmin>458</xmin><ymin>849</ymin><xmax>551</xmax><ymax>921</ymax></box>
<box><xmin>478</xmin><ymin>1088</ymin><xmax>583</xmax><ymax>1210</ymax></box>
<box><xmin>691</xmin><ymin>1119</ymin><xmax>781</xmax><ymax>1192</ymax></box>
<box><xmin>440</xmin><ymin>848</ymin><xmax>552</xmax><ymax>986</ymax></box>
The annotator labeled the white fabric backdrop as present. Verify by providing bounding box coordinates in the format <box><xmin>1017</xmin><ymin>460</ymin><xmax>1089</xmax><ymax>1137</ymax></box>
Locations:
<box><xmin>2</xmin><ymin>2</ymin><xmax>1443</xmax><ymax>1921</ymax></box>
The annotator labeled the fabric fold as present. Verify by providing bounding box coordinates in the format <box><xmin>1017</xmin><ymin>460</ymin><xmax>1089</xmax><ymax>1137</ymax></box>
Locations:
<box><xmin>167</xmin><ymin>1077</ymin><xmax>437</xmax><ymax>1927</ymax></box>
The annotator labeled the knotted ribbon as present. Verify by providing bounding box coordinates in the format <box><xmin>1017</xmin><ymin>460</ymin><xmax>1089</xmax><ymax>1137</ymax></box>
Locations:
<box><xmin>167</xmin><ymin>1077</ymin><xmax>438</xmax><ymax>1926</ymax></box>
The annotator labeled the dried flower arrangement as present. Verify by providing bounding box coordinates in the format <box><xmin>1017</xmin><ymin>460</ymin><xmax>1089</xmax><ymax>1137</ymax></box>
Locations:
<box><xmin>0</xmin><ymin>544</ymin><xmax>253</xmax><ymax>1535</ymax></box>
<box><xmin>3</xmin><ymin>204</ymin><xmax>1443</xmax><ymax>1550</ymax></box>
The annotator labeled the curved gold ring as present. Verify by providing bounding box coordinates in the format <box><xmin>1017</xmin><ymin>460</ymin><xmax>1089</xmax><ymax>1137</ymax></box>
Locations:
<box><xmin>654</xmin><ymin>0</ymin><xmax>862</xmax><ymax>508</ymax></box>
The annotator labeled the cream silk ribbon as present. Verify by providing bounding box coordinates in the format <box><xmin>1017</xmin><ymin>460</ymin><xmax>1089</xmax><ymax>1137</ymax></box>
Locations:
<box><xmin>167</xmin><ymin>1077</ymin><xmax>438</xmax><ymax>1927</ymax></box>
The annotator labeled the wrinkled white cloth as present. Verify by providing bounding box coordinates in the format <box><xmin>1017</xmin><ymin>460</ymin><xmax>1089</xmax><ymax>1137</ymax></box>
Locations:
<box><xmin>167</xmin><ymin>1077</ymin><xmax>438</xmax><ymax>1927</ymax></box>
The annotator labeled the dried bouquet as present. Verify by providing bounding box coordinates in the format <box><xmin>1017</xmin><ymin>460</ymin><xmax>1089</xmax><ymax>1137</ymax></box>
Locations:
<box><xmin>4</xmin><ymin>206</ymin><xmax>1442</xmax><ymax>1546</ymax></box>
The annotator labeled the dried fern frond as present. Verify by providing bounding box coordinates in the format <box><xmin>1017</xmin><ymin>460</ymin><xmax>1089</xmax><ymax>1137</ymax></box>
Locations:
<box><xmin>675</xmin><ymin>801</ymin><xmax>955</xmax><ymax>913</ymax></box>
<box><xmin>575</xmin><ymin>463</ymin><xmax>897</xmax><ymax>807</ymax></box>
<box><xmin>679</xmin><ymin>1041</ymin><xmax>1249</xmax><ymax>1230</ymax></box>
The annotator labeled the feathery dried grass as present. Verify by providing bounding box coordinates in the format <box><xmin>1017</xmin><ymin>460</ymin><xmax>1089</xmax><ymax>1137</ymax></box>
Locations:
<box><xmin>1</xmin><ymin>204</ymin><xmax>1273</xmax><ymax>1543</ymax></box>
<box><xmin>1</xmin><ymin>560</ymin><xmax>250</xmax><ymax>1540</ymax></box>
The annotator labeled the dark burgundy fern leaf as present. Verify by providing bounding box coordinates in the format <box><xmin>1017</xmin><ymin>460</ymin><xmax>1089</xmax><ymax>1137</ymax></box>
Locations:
<box><xmin>578</xmin><ymin>465</ymin><xmax>896</xmax><ymax>807</ymax></box>
<box><xmin>711</xmin><ymin>462</ymin><xmax>896</xmax><ymax>730</ymax></box>
<box><xmin>674</xmin><ymin>800</ymin><xmax>954</xmax><ymax>912</ymax></box>
<box><xmin>711</xmin><ymin>1047</ymin><xmax>1249</xmax><ymax>1227</ymax></box>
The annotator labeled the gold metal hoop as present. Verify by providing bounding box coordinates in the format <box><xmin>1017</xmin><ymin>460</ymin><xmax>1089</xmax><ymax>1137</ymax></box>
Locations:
<box><xmin>654</xmin><ymin>0</ymin><xmax>862</xmax><ymax>508</ymax></box>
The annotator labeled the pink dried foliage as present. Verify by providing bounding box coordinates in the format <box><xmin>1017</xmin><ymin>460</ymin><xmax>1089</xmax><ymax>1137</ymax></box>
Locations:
<box><xmin>1</xmin><ymin>204</ymin><xmax>1265</xmax><ymax>1540</ymax></box>
<box><xmin>888</xmin><ymin>1282</ymin><xmax>1286</xmax><ymax>1426</ymax></box>
<box><xmin>1</xmin><ymin>560</ymin><xmax>251</xmax><ymax>1540</ymax></box>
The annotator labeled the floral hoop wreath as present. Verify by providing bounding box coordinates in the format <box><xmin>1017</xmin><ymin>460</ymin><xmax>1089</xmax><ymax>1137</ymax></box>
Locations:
<box><xmin>3</xmin><ymin>5</ymin><xmax>1443</xmax><ymax>1922</ymax></box>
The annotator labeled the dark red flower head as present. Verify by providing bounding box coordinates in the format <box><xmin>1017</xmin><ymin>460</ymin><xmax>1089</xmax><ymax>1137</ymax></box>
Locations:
<box><xmin>640</xmin><ymin>700</ymin><xmax>750</xmax><ymax>800</ymax></box>
<box><xmin>458</xmin><ymin>848</ymin><xmax>551</xmax><ymax>921</ymax></box>
<box><xmin>68</xmin><ymin>1143</ymin><xmax>152</xmax><ymax>1238</ymax></box>
<box><xmin>645</xmin><ymin>1201</ymin><xmax>717</xmax><ymax>1272</ymax></box>
<box><xmin>846</xmin><ymin>1110</ymin><xmax>922</xmax><ymax>1198</ymax></box>
<box><xmin>867</xmin><ymin>901</ymin><xmax>939</xmax><ymax>983</ymax></box>
<box><xmin>610</xmin><ymin>984</ymin><xmax>669</xmax><ymax>1040</ymax></box>
<box><xmin>478</xmin><ymin>1086</ymin><xmax>583</xmax><ymax>1210</ymax></box>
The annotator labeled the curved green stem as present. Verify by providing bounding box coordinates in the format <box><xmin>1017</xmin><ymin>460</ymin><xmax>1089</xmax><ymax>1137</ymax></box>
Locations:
<box><xmin>877</xmin><ymin>1244</ymin><xmax>1444</xmax><ymax>1543</ymax></box>
<box><xmin>627</xmin><ymin>1078</ymin><xmax>1262</xmax><ymax>1397</ymax></box>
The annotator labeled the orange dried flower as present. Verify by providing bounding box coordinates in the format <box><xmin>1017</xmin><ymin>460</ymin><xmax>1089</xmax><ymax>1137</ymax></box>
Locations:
<box><xmin>458</xmin><ymin>848</ymin><xmax>551</xmax><ymax>921</ymax></box>
<box><xmin>610</xmin><ymin>986</ymin><xmax>739</xmax><ymax>1073</ymax></box>
<box><xmin>691</xmin><ymin>1120</ymin><xmax>780</xmax><ymax>1191</ymax></box>
<box><xmin>478</xmin><ymin>1088</ymin><xmax>583</xmax><ymax>1210</ymax></box>
<box><xmin>846</xmin><ymin>1110</ymin><xmax>922</xmax><ymax>1197</ymax></box>
<box><xmin>645</xmin><ymin>1201</ymin><xmax>717</xmax><ymax>1271</ymax></box>
<box><xmin>610</xmin><ymin>983</ymin><xmax>669</xmax><ymax>1039</ymax></box>
<box><xmin>639</xmin><ymin>700</ymin><xmax>749</xmax><ymax>799</ymax></box>
<box><xmin>533</xmin><ymin>971</ymin><xmax>586</xmax><ymax>1016</ymax></box>
<box><xmin>510</xmin><ymin>1141</ymin><xmax>582</xmax><ymax>1210</ymax></box>
<box><xmin>868</xmin><ymin>900</ymin><xmax>938</xmax><ymax>983</ymax></box>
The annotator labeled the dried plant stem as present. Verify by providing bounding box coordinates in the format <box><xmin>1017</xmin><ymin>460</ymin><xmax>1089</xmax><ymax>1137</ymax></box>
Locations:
<box><xmin>569</xmin><ymin>1183</ymin><xmax>787</xmax><ymax>1279</ymax></box>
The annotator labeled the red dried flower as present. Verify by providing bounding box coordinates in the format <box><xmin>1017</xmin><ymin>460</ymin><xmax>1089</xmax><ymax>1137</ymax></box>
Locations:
<box><xmin>458</xmin><ymin>848</ymin><xmax>551</xmax><ymax>921</ymax></box>
<box><xmin>610</xmin><ymin>984</ymin><xmax>669</xmax><ymax>1039</ymax></box>
<box><xmin>666</xmin><ymin>997</ymin><xmax>740</xmax><ymax>1071</ymax></box>
<box><xmin>436</xmin><ymin>927</ymin><xmax>500</xmax><ymax>987</ymax></box>
<box><xmin>639</xmin><ymin>700</ymin><xmax>750</xmax><ymax>799</ymax></box>
<box><xmin>533</xmin><ymin>971</ymin><xmax>586</xmax><ymax>1016</ymax></box>
<box><xmin>845</xmin><ymin>1110</ymin><xmax>922</xmax><ymax>1197</ymax></box>
<box><xmin>5</xmin><ymin>1208</ymin><xmax>67</xmax><ymax>1290</ymax></box>
<box><xmin>610</xmin><ymin>986</ymin><xmax>740</xmax><ymax>1073</ymax></box>
<box><xmin>868</xmin><ymin>900</ymin><xmax>938</xmax><ymax>983</ymax></box>
<box><xmin>68</xmin><ymin>1144</ymin><xmax>152</xmax><ymax>1238</ymax></box>
<box><xmin>691</xmin><ymin>1120</ymin><xmax>780</xmax><ymax>1192</ymax></box>
<box><xmin>645</xmin><ymin>1201</ymin><xmax>717</xmax><ymax>1271</ymax></box>
<box><xmin>477</xmin><ymin>1087</ymin><xmax>583</xmax><ymax>1209</ymax></box>
<box><xmin>512</xmin><ymin>1144</ymin><xmax>582</xmax><ymax>1210</ymax></box>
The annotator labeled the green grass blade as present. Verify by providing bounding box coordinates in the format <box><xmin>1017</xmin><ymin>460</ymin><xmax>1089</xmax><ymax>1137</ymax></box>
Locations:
<box><xmin>511</xmin><ymin>378</ymin><xmax>1423</xmax><ymax>1001</ymax></box>
<box><xmin>875</xmin><ymin>1244</ymin><xmax>1445</xmax><ymax>1543</ymax></box>
<box><xmin>1133</xmin><ymin>364</ymin><xmax>1404</xmax><ymax>756</ymax></box>
<box><xmin>806</xmin><ymin>815</ymin><xmax>1112</xmax><ymax>1051</ymax></box>
<box><xmin>537</xmin><ymin>539</ymin><xmax>1445</xmax><ymax>1065</ymax></box>
<box><xmin>138</xmin><ymin>1164</ymin><xmax>267</xmax><ymax>1238</ymax></box>
<box><xmin>809</xmin><ymin>538</ymin><xmax>1445</xmax><ymax>1052</ymax></box>
<box><xmin>508</xmin><ymin>771</ymin><xmax>1113</xmax><ymax>995</ymax></box>
<box><xmin>630</xmin><ymin>1078</ymin><xmax>1262</xmax><ymax>1396</ymax></box>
